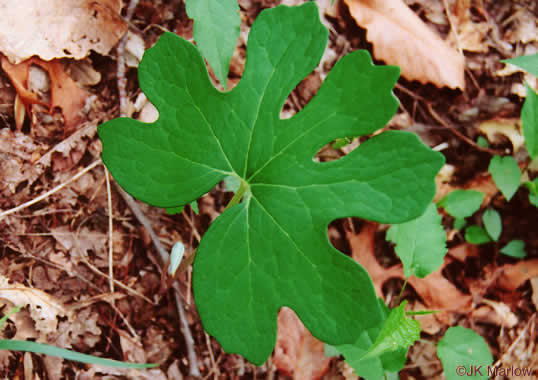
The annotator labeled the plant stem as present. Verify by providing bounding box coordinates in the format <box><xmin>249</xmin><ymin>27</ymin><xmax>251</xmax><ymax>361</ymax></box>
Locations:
<box><xmin>396</xmin><ymin>278</ymin><xmax>408</xmax><ymax>305</ymax></box>
<box><xmin>225</xmin><ymin>178</ymin><xmax>249</xmax><ymax>210</ymax></box>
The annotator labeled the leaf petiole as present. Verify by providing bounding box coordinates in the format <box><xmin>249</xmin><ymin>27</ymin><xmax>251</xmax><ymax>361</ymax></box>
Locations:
<box><xmin>224</xmin><ymin>177</ymin><xmax>249</xmax><ymax>210</ymax></box>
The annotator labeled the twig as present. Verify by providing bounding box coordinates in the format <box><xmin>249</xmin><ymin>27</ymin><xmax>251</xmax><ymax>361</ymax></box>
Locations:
<box><xmin>0</xmin><ymin>159</ymin><xmax>101</xmax><ymax>220</ymax></box>
<box><xmin>114</xmin><ymin>185</ymin><xmax>169</xmax><ymax>267</ymax></box>
<box><xmin>73</xmin><ymin>221</ymin><xmax>154</xmax><ymax>304</ymax></box>
<box><xmin>205</xmin><ymin>332</ymin><xmax>219</xmax><ymax>379</ymax></box>
<box><xmin>442</xmin><ymin>0</ymin><xmax>463</xmax><ymax>55</ymax></box>
<box><xmin>115</xmin><ymin>184</ymin><xmax>201</xmax><ymax>377</ymax></box>
<box><xmin>491</xmin><ymin>313</ymin><xmax>536</xmax><ymax>370</ymax></box>
<box><xmin>426</xmin><ymin>104</ymin><xmax>503</xmax><ymax>155</ymax></box>
<box><xmin>105</xmin><ymin>167</ymin><xmax>115</xmax><ymax>293</ymax></box>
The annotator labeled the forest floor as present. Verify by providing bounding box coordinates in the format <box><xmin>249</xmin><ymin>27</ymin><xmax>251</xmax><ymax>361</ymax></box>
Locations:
<box><xmin>0</xmin><ymin>0</ymin><xmax>537</xmax><ymax>379</ymax></box>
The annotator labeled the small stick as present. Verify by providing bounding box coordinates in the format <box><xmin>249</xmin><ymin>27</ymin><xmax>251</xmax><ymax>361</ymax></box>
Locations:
<box><xmin>491</xmin><ymin>313</ymin><xmax>536</xmax><ymax>370</ymax></box>
<box><xmin>442</xmin><ymin>0</ymin><xmax>463</xmax><ymax>55</ymax></box>
<box><xmin>105</xmin><ymin>167</ymin><xmax>115</xmax><ymax>293</ymax></box>
<box><xmin>0</xmin><ymin>160</ymin><xmax>101</xmax><ymax>220</ymax></box>
<box><xmin>115</xmin><ymin>184</ymin><xmax>201</xmax><ymax>377</ymax></box>
<box><xmin>427</xmin><ymin>104</ymin><xmax>503</xmax><ymax>155</ymax></box>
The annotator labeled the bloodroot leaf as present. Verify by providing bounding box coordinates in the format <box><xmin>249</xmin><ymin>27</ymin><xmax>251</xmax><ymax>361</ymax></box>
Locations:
<box><xmin>98</xmin><ymin>3</ymin><xmax>443</xmax><ymax>364</ymax></box>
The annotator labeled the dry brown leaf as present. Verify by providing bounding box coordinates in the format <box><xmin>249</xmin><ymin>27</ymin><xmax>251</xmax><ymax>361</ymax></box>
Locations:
<box><xmin>347</xmin><ymin>223</ymin><xmax>472</xmax><ymax>316</ymax></box>
<box><xmin>525</xmin><ymin>278</ymin><xmax>538</xmax><ymax>313</ymax></box>
<box><xmin>447</xmin><ymin>0</ymin><xmax>490</xmax><ymax>53</ymax></box>
<box><xmin>448</xmin><ymin>243</ymin><xmax>479</xmax><ymax>262</ymax></box>
<box><xmin>0</xmin><ymin>274</ymin><xmax>71</xmax><ymax>335</ymax></box>
<box><xmin>0</xmin><ymin>0</ymin><xmax>127</xmax><ymax>63</ymax></box>
<box><xmin>479</xmin><ymin>118</ymin><xmax>524</xmax><ymax>152</ymax></box>
<box><xmin>273</xmin><ymin>307</ymin><xmax>332</xmax><ymax>380</ymax></box>
<box><xmin>496</xmin><ymin>259</ymin><xmax>538</xmax><ymax>291</ymax></box>
<box><xmin>1</xmin><ymin>56</ymin><xmax>88</xmax><ymax>134</ymax></box>
<box><xmin>344</xmin><ymin>0</ymin><xmax>465</xmax><ymax>89</ymax></box>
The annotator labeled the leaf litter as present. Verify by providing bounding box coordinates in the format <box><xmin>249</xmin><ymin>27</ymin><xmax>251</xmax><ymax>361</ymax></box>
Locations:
<box><xmin>0</xmin><ymin>0</ymin><xmax>538</xmax><ymax>379</ymax></box>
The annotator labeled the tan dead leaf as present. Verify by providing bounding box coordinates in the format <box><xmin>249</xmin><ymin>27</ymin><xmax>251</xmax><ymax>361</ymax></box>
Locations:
<box><xmin>504</xmin><ymin>6</ymin><xmax>538</xmax><ymax>44</ymax></box>
<box><xmin>479</xmin><ymin>118</ymin><xmax>525</xmax><ymax>152</ymax></box>
<box><xmin>1</xmin><ymin>56</ymin><xmax>88</xmax><ymax>134</ymax></box>
<box><xmin>79</xmin><ymin>367</ymin><xmax>168</xmax><ymax>380</ymax></box>
<box><xmin>347</xmin><ymin>224</ymin><xmax>472</xmax><ymax>315</ymax></box>
<box><xmin>476</xmin><ymin>299</ymin><xmax>518</xmax><ymax>328</ymax></box>
<box><xmin>0</xmin><ymin>0</ymin><xmax>127</xmax><ymax>63</ymax></box>
<box><xmin>51</xmin><ymin>226</ymin><xmax>108</xmax><ymax>267</ymax></box>
<box><xmin>497</xmin><ymin>259</ymin><xmax>538</xmax><ymax>291</ymax></box>
<box><xmin>446</xmin><ymin>0</ymin><xmax>490</xmax><ymax>53</ymax></box>
<box><xmin>447</xmin><ymin>243</ymin><xmax>479</xmax><ymax>262</ymax></box>
<box><xmin>344</xmin><ymin>0</ymin><xmax>465</xmax><ymax>89</ymax></box>
<box><xmin>531</xmin><ymin>277</ymin><xmax>538</xmax><ymax>310</ymax></box>
<box><xmin>0</xmin><ymin>274</ymin><xmax>71</xmax><ymax>335</ymax></box>
<box><xmin>273</xmin><ymin>307</ymin><xmax>332</xmax><ymax>380</ymax></box>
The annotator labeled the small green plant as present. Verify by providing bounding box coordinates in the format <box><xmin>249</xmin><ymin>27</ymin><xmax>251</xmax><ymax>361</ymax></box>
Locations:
<box><xmin>99</xmin><ymin>2</ymin><xmax>444</xmax><ymax>365</ymax></box>
<box><xmin>437</xmin><ymin>326</ymin><xmax>493</xmax><ymax>380</ymax></box>
<box><xmin>0</xmin><ymin>306</ymin><xmax>156</xmax><ymax>368</ymax></box>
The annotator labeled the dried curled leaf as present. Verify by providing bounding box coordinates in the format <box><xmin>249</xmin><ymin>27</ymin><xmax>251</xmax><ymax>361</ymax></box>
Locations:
<box><xmin>344</xmin><ymin>0</ymin><xmax>465</xmax><ymax>89</ymax></box>
<box><xmin>0</xmin><ymin>0</ymin><xmax>127</xmax><ymax>63</ymax></box>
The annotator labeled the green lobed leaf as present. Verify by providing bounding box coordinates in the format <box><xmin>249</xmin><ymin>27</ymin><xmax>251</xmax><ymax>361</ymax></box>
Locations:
<box><xmin>488</xmin><ymin>155</ymin><xmax>521</xmax><ymax>201</ymax></box>
<box><xmin>0</xmin><ymin>339</ymin><xmax>157</xmax><ymax>368</ymax></box>
<box><xmin>437</xmin><ymin>190</ymin><xmax>484</xmax><ymax>219</ymax></box>
<box><xmin>437</xmin><ymin>326</ymin><xmax>493</xmax><ymax>380</ymax></box>
<box><xmin>185</xmin><ymin>0</ymin><xmax>240</xmax><ymax>89</ymax></box>
<box><xmin>502</xmin><ymin>54</ymin><xmax>538</xmax><ymax>77</ymax></box>
<box><xmin>482</xmin><ymin>208</ymin><xmax>501</xmax><ymax>241</ymax></box>
<box><xmin>522</xmin><ymin>83</ymin><xmax>538</xmax><ymax>160</ymax></box>
<box><xmin>98</xmin><ymin>3</ymin><xmax>444</xmax><ymax>364</ymax></box>
<box><xmin>500</xmin><ymin>239</ymin><xmax>527</xmax><ymax>258</ymax></box>
<box><xmin>335</xmin><ymin>300</ymin><xmax>407</xmax><ymax>380</ymax></box>
<box><xmin>465</xmin><ymin>226</ymin><xmax>492</xmax><ymax>245</ymax></box>
<box><xmin>386</xmin><ymin>203</ymin><xmax>447</xmax><ymax>278</ymax></box>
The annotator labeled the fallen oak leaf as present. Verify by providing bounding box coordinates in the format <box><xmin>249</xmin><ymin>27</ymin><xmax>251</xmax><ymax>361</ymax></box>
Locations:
<box><xmin>344</xmin><ymin>0</ymin><xmax>465</xmax><ymax>89</ymax></box>
<box><xmin>347</xmin><ymin>225</ymin><xmax>472</xmax><ymax>313</ymax></box>
<box><xmin>496</xmin><ymin>259</ymin><xmax>538</xmax><ymax>291</ymax></box>
<box><xmin>273</xmin><ymin>307</ymin><xmax>332</xmax><ymax>380</ymax></box>
<box><xmin>0</xmin><ymin>0</ymin><xmax>127</xmax><ymax>63</ymax></box>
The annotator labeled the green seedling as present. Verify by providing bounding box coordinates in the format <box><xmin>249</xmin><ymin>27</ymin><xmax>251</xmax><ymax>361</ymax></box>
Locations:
<box><xmin>500</xmin><ymin>239</ymin><xmax>527</xmax><ymax>258</ymax></box>
<box><xmin>437</xmin><ymin>190</ymin><xmax>484</xmax><ymax>219</ymax></box>
<box><xmin>482</xmin><ymin>208</ymin><xmax>501</xmax><ymax>242</ymax></box>
<box><xmin>332</xmin><ymin>300</ymin><xmax>415</xmax><ymax>380</ymax></box>
<box><xmin>98</xmin><ymin>3</ymin><xmax>443</xmax><ymax>365</ymax></box>
<box><xmin>488</xmin><ymin>155</ymin><xmax>521</xmax><ymax>201</ymax></box>
<box><xmin>387</xmin><ymin>203</ymin><xmax>447</xmax><ymax>278</ymax></box>
<box><xmin>437</xmin><ymin>326</ymin><xmax>493</xmax><ymax>380</ymax></box>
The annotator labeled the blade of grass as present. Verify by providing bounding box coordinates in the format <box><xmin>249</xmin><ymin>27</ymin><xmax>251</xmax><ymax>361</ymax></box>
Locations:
<box><xmin>0</xmin><ymin>339</ymin><xmax>157</xmax><ymax>369</ymax></box>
